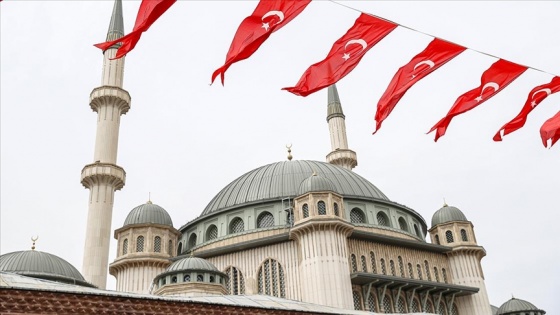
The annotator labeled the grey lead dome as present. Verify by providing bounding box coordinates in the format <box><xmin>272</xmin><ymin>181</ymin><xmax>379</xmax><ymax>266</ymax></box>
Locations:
<box><xmin>123</xmin><ymin>202</ymin><xmax>173</xmax><ymax>227</ymax></box>
<box><xmin>497</xmin><ymin>298</ymin><xmax>545</xmax><ymax>314</ymax></box>
<box><xmin>298</xmin><ymin>173</ymin><xmax>337</xmax><ymax>195</ymax></box>
<box><xmin>431</xmin><ymin>204</ymin><xmax>468</xmax><ymax>227</ymax></box>
<box><xmin>202</xmin><ymin>160</ymin><xmax>389</xmax><ymax>216</ymax></box>
<box><xmin>166</xmin><ymin>256</ymin><xmax>220</xmax><ymax>273</ymax></box>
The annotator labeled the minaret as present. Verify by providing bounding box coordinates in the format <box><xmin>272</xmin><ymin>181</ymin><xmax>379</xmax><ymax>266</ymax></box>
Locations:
<box><xmin>326</xmin><ymin>85</ymin><xmax>357</xmax><ymax>170</ymax></box>
<box><xmin>80</xmin><ymin>0</ymin><xmax>130</xmax><ymax>289</ymax></box>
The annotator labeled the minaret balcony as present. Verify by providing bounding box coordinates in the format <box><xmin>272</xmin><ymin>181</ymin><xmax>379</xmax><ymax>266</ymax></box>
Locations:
<box><xmin>89</xmin><ymin>86</ymin><xmax>131</xmax><ymax>114</ymax></box>
<box><xmin>81</xmin><ymin>162</ymin><xmax>126</xmax><ymax>190</ymax></box>
<box><xmin>326</xmin><ymin>149</ymin><xmax>358</xmax><ymax>169</ymax></box>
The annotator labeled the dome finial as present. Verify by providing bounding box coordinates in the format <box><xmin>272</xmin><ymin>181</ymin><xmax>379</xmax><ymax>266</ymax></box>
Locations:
<box><xmin>31</xmin><ymin>235</ymin><xmax>39</xmax><ymax>250</ymax></box>
<box><xmin>443</xmin><ymin>198</ymin><xmax>448</xmax><ymax>207</ymax></box>
<box><xmin>286</xmin><ymin>144</ymin><xmax>293</xmax><ymax>161</ymax></box>
<box><xmin>147</xmin><ymin>192</ymin><xmax>152</xmax><ymax>204</ymax></box>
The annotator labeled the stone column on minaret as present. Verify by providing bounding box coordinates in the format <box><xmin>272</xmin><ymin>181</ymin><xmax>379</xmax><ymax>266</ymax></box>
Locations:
<box><xmin>81</xmin><ymin>0</ymin><xmax>129</xmax><ymax>289</ymax></box>
<box><xmin>325</xmin><ymin>85</ymin><xmax>357</xmax><ymax>170</ymax></box>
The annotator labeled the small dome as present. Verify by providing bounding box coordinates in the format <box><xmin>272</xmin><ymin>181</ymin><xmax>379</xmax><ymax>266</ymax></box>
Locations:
<box><xmin>0</xmin><ymin>250</ymin><xmax>94</xmax><ymax>287</ymax></box>
<box><xmin>298</xmin><ymin>173</ymin><xmax>337</xmax><ymax>195</ymax></box>
<box><xmin>166</xmin><ymin>256</ymin><xmax>220</xmax><ymax>273</ymax></box>
<box><xmin>497</xmin><ymin>298</ymin><xmax>544</xmax><ymax>314</ymax></box>
<box><xmin>123</xmin><ymin>201</ymin><xmax>173</xmax><ymax>227</ymax></box>
<box><xmin>431</xmin><ymin>204</ymin><xmax>468</xmax><ymax>227</ymax></box>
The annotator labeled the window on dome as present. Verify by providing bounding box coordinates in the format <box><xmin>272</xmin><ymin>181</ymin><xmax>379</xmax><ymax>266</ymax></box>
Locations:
<box><xmin>197</xmin><ymin>275</ymin><xmax>203</xmax><ymax>282</ymax></box>
<box><xmin>367</xmin><ymin>293</ymin><xmax>378</xmax><ymax>312</ymax></box>
<box><xmin>370</xmin><ymin>251</ymin><xmax>377</xmax><ymax>274</ymax></box>
<box><xmin>122</xmin><ymin>239</ymin><xmax>128</xmax><ymax>255</ymax></box>
<box><xmin>390</xmin><ymin>260</ymin><xmax>396</xmax><ymax>276</ymax></box>
<box><xmin>380</xmin><ymin>259</ymin><xmax>386</xmax><ymax>275</ymax></box>
<box><xmin>225</xmin><ymin>266</ymin><xmax>245</xmax><ymax>295</ymax></box>
<box><xmin>361</xmin><ymin>255</ymin><xmax>367</xmax><ymax>272</ymax></box>
<box><xmin>154</xmin><ymin>236</ymin><xmax>161</xmax><ymax>253</ymax></box>
<box><xmin>446</xmin><ymin>230</ymin><xmax>454</xmax><ymax>243</ymax></box>
<box><xmin>188</xmin><ymin>233</ymin><xmax>197</xmax><ymax>249</ymax></box>
<box><xmin>397</xmin><ymin>295</ymin><xmax>407</xmax><ymax>313</ymax></box>
<box><xmin>382</xmin><ymin>294</ymin><xmax>393</xmax><ymax>313</ymax></box>
<box><xmin>257</xmin><ymin>258</ymin><xmax>286</xmax><ymax>298</ymax></box>
<box><xmin>408</xmin><ymin>263</ymin><xmax>414</xmax><ymax>279</ymax></box>
<box><xmin>257</xmin><ymin>211</ymin><xmax>274</xmax><ymax>228</ymax></box>
<box><xmin>398</xmin><ymin>256</ymin><xmax>404</xmax><ymax>277</ymax></box>
<box><xmin>398</xmin><ymin>217</ymin><xmax>409</xmax><ymax>231</ymax></box>
<box><xmin>229</xmin><ymin>217</ymin><xmax>245</xmax><ymax>234</ymax></box>
<box><xmin>351</xmin><ymin>254</ymin><xmax>358</xmax><ymax>272</ymax></box>
<box><xmin>177</xmin><ymin>242</ymin><xmax>183</xmax><ymax>255</ymax></box>
<box><xmin>161</xmin><ymin>278</ymin><xmax>166</xmax><ymax>285</ymax></box>
<box><xmin>171</xmin><ymin>276</ymin><xmax>177</xmax><ymax>283</ymax></box>
<box><xmin>206</xmin><ymin>224</ymin><xmax>218</xmax><ymax>241</ymax></box>
<box><xmin>353</xmin><ymin>291</ymin><xmax>363</xmax><ymax>310</ymax></box>
<box><xmin>461</xmin><ymin>229</ymin><xmax>468</xmax><ymax>242</ymax></box>
<box><xmin>376</xmin><ymin>212</ymin><xmax>389</xmax><ymax>227</ymax></box>
<box><xmin>209</xmin><ymin>275</ymin><xmax>215</xmax><ymax>283</ymax></box>
<box><xmin>302</xmin><ymin>204</ymin><xmax>309</xmax><ymax>218</ymax></box>
<box><xmin>184</xmin><ymin>274</ymin><xmax>190</xmax><ymax>282</ymax></box>
<box><xmin>334</xmin><ymin>203</ymin><xmax>339</xmax><ymax>216</ymax></box>
<box><xmin>435</xmin><ymin>234</ymin><xmax>440</xmax><ymax>245</ymax></box>
<box><xmin>317</xmin><ymin>201</ymin><xmax>326</xmax><ymax>215</ymax></box>
<box><xmin>414</xmin><ymin>224</ymin><xmax>422</xmax><ymax>237</ymax></box>
<box><xmin>434</xmin><ymin>267</ymin><xmax>440</xmax><ymax>282</ymax></box>
<box><xmin>424</xmin><ymin>260</ymin><xmax>431</xmax><ymax>281</ymax></box>
<box><xmin>168</xmin><ymin>240</ymin><xmax>173</xmax><ymax>255</ymax></box>
<box><xmin>417</xmin><ymin>264</ymin><xmax>423</xmax><ymax>280</ymax></box>
<box><xmin>136</xmin><ymin>236</ymin><xmax>144</xmax><ymax>252</ymax></box>
<box><xmin>350</xmin><ymin>208</ymin><xmax>366</xmax><ymax>223</ymax></box>
<box><xmin>442</xmin><ymin>268</ymin><xmax>448</xmax><ymax>283</ymax></box>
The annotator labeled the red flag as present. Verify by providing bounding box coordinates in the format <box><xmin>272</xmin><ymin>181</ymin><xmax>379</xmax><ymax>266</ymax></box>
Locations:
<box><xmin>540</xmin><ymin>111</ymin><xmax>560</xmax><ymax>148</ymax></box>
<box><xmin>428</xmin><ymin>59</ymin><xmax>528</xmax><ymax>141</ymax></box>
<box><xmin>211</xmin><ymin>0</ymin><xmax>311</xmax><ymax>85</ymax></box>
<box><xmin>374</xmin><ymin>38</ymin><xmax>466</xmax><ymax>134</ymax></box>
<box><xmin>283</xmin><ymin>13</ymin><xmax>397</xmax><ymax>97</ymax></box>
<box><xmin>94</xmin><ymin>0</ymin><xmax>176</xmax><ymax>59</ymax></box>
<box><xmin>493</xmin><ymin>76</ymin><xmax>560</xmax><ymax>141</ymax></box>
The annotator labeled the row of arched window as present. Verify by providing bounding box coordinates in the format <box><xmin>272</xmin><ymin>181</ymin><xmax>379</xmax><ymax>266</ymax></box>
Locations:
<box><xmin>224</xmin><ymin>258</ymin><xmax>286</xmax><ymax>298</ymax></box>
<box><xmin>301</xmin><ymin>201</ymin><xmax>340</xmax><ymax>218</ymax></box>
<box><xmin>350</xmin><ymin>252</ymin><xmax>449</xmax><ymax>284</ymax></box>
<box><xmin>122</xmin><ymin>236</ymin><xmax>173</xmax><ymax>255</ymax></box>
<box><xmin>348</xmin><ymin>208</ymin><xmax>424</xmax><ymax>238</ymax></box>
<box><xmin>352</xmin><ymin>289</ymin><xmax>459</xmax><ymax>314</ymax></box>
<box><xmin>434</xmin><ymin>229</ymin><xmax>469</xmax><ymax>245</ymax></box>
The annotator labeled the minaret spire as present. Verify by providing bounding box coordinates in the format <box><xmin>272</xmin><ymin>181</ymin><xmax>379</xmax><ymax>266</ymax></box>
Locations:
<box><xmin>81</xmin><ymin>0</ymin><xmax>130</xmax><ymax>289</ymax></box>
<box><xmin>326</xmin><ymin>84</ymin><xmax>357</xmax><ymax>170</ymax></box>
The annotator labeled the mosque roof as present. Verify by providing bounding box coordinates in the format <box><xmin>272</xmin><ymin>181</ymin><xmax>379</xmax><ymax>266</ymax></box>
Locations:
<box><xmin>0</xmin><ymin>250</ymin><xmax>94</xmax><ymax>288</ymax></box>
<box><xmin>166</xmin><ymin>257</ymin><xmax>220</xmax><ymax>273</ymax></box>
<box><xmin>123</xmin><ymin>202</ymin><xmax>174</xmax><ymax>227</ymax></box>
<box><xmin>497</xmin><ymin>298</ymin><xmax>544</xmax><ymax>314</ymax></box>
<box><xmin>298</xmin><ymin>173</ymin><xmax>338</xmax><ymax>195</ymax></box>
<box><xmin>431</xmin><ymin>204</ymin><xmax>468</xmax><ymax>227</ymax></box>
<box><xmin>201</xmin><ymin>160</ymin><xmax>389</xmax><ymax>216</ymax></box>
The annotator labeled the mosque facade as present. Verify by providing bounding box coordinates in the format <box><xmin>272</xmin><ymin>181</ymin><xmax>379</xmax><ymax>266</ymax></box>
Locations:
<box><xmin>0</xmin><ymin>1</ymin><xmax>547</xmax><ymax>315</ymax></box>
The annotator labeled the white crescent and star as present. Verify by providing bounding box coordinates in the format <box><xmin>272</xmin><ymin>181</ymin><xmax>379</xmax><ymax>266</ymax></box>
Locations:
<box><xmin>410</xmin><ymin>60</ymin><xmax>435</xmax><ymax>79</ymax></box>
<box><xmin>342</xmin><ymin>39</ymin><xmax>367</xmax><ymax>61</ymax></box>
<box><xmin>475</xmin><ymin>82</ymin><xmax>500</xmax><ymax>102</ymax></box>
<box><xmin>530</xmin><ymin>88</ymin><xmax>552</xmax><ymax>107</ymax></box>
<box><xmin>261</xmin><ymin>11</ymin><xmax>285</xmax><ymax>32</ymax></box>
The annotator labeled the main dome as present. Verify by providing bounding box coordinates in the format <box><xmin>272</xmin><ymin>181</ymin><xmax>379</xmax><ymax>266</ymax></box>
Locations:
<box><xmin>202</xmin><ymin>160</ymin><xmax>388</xmax><ymax>216</ymax></box>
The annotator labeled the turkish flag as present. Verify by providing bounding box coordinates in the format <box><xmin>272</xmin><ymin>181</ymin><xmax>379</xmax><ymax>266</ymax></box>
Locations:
<box><xmin>94</xmin><ymin>0</ymin><xmax>176</xmax><ymax>59</ymax></box>
<box><xmin>494</xmin><ymin>76</ymin><xmax>560</xmax><ymax>141</ymax></box>
<box><xmin>374</xmin><ymin>38</ymin><xmax>465</xmax><ymax>134</ymax></box>
<box><xmin>540</xmin><ymin>111</ymin><xmax>560</xmax><ymax>148</ymax></box>
<box><xmin>428</xmin><ymin>59</ymin><xmax>527</xmax><ymax>141</ymax></box>
<box><xmin>211</xmin><ymin>0</ymin><xmax>311</xmax><ymax>85</ymax></box>
<box><xmin>283</xmin><ymin>13</ymin><xmax>397</xmax><ymax>97</ymax></box>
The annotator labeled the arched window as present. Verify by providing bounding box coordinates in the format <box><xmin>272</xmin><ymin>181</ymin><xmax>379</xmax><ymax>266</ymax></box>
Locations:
<box><xmin>209</xmin><ymin>275</ymin><xmax>215</xmax><ymax>283</ymax></box>
<box><xmin>389</xmin><ymin>260</ymin><xmax>396</xmax><ymax>276</ymax></box>
<box><xmin>370</xmin><ymin>251</ymin><xmax>377</xmax><ymax>273</ymax></box>
<box><xmin>425</xmin><ymin>300</ymin><xmax>434</xmax><ymax>313</ymax></box>
<box><xmin>397</xmin><ymin>295</ymin><xmax>407</xmax><ymax>313</ymax></box>
<box><xmin>224</xmin><ymin>266</ymin><xmax>245</xmax><ymax>295</ymax></box>
<box><xmin>442</xmin><ymin>268</ymin><xmax>448</xmax><ymax>283</ymax></box>
<box><xmin>206</xmin><ymin>224</ymin><xmax>218</xmax><ymax>241</ymax></box>
<box><xmin>408</xmin><ymin>263</ymin><xmax>414</xmax><ymax>279</ymax></box>
<box><xmin>333</xmin><ymin>203</ymin><xmax>339</xmax><ymax>216</ymax></box>
<box><xmin>451</xmin><ymin>303</ymin><xmax>459</xmax><ymax>315</ymax></box>
<box><xmin>414</xmin><ymin>224</ymin><xmax>421</xmax><ymax>237</ymax></box>
<box><xmin>446</xmin><ymin>230</ymin><xmax>454</xmax><ymax>243</ymax></box>
<box><xmin>461</xmin><ymin>229</ymin><xmax>468</xmax><ymax>242</ymax></box>
<box><xmin>398</xmin><ymin>256</ymin><xmax>404</xmax><ymax>277</ymax></box>
<box><xmin>177</xmin><ymin>242</ymin><xmax>183</xmax><ymax>255</ymax></box>
<box><xmin>361</xmin><ymin>255</ymin><xmax>367</xmax><ymax>272</ymax></box>
<box><xmin>398</xmin><ymin>217</ymin><xmax>408</xmax><ymax>231</ymax></box>
<box><xmin>168</xmin><ymin>240</ymin><xmax>173</xmax><ymax>255</ymax></box>
<box><xmin>411</xmin><ymin>298</ymin><xmax>421</xmax><ymax>312</ymax></box>
<box><xmin>229</xmin><ymin>217</ymin><xmax>245</xmax><ymax>234</ymax></box>
<box><xmin>122</xmin><ymin>239</ymin><xmax>128</xmax><ymax>255</ymax></box>
<box><xmin>424</xmin><ymin>260</ymin><xmax>431</xmax><ymax>281</ymax></box>
<box><xmin>351</xmin><ymin>254</ymin><xmax>358</xmax><ymax>272</ymax></box>
<box><xmin>367</xmin><ymin>293</ymin><xmax>378</xmax><ymax>312</ymax></box>
<box><xmin>171</xmin><ymin>276</ymin><xmax>177</xmax><ymax>283</ymax></box>
<box><xmin>317</xmin><ymin>201</ymin><xmax>326</xmax><ymax>215</ymax></box>
<box><xmin>437</xmin><ymin>301</ymin><xmax>447</xmax><ymax>315</ymax></box>
<box><xmin>417</xmin><ymin>264</ymin><xmax>423</xmax><ymax>280</ymax></box>
<box><xmin>353</xmin><ymin>291</ymin><xmax>363</xmax><ymax>310</ymax></box>
<box><xmin>350</xmin><ymin>208</ymin><xmax>366</xmax><ymax>223</ymax></box>
<box><xmin>257</xmin><ymin>211</ymin><xmax>274</xmax><ymax>228</ymax></box>
<box><xmin>154</xmin><ymin>236</ymin><xmax>161</xmax><ymax>252</ymax></box>
<box><xmin>380</xmin><ymin>259</ymin><xmax>386</xmax><ymax>275</ymax></box>
<box><xmin>302</xmin><ymin>204</ymin><xmax>309</xmax><ymax>218</ymax></box>
<box><xmin>136</xmin><ymin>236</ymin><xmax>144</xmax><ymax>252</ymax></box>
<box><xmin>434</xmin><ymin>267</ymin><xmax>440</xmax><ymax>282</ymax></box>
<box><xmin>435</xmin><ymin>234</ymin><xmax>441</xmax><ymax>245</ymax></box>
<box><xmin>188</xmin><ymin>233</ymin><xmax>197</xmax><ymax>249</ymax></box>
<box><xmin>257</xmin><ymin>258</ymin><xmax>286</xmax><ymax>298</ymax></box>
<box><xmin>382</xmin><ymin>294</ymin><xmax>393</xmax><ymax>313</ymax></box>
<box><xmin>184</xmin><ymin>274</ymin><xmax>191</xmax><ymax>282</ymax></box>
<box><xmin>197</xmin><ymin>274</ymin><xmax>203</xmax><ymax>282</ymax></box>
<box><xmin>376</xmin><ymin>212</ymin><xmax>389</xmax><ymax>227</ymax></box>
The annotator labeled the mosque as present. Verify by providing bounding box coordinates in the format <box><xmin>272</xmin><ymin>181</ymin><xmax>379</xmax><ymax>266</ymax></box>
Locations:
<box><xmin>0</xmin><ymin>1</ymin><xmax>547</xmax><ymax>315</ymax></box>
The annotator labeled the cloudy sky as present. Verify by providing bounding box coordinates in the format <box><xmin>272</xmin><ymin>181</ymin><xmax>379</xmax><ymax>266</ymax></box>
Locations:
<box><xmin>1</xmin><ymin>1</ymin><xmax>558</xmax><ymax>313</ymax></box>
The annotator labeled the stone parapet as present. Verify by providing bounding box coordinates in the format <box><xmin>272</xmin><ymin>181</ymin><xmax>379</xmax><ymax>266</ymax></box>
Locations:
<box><xmin>81</xmin><ymin>162</ymin><xmax>126</xmax><ymax>190</ymax></box>
<box><xmin>89</xmin><ymin>85</ymin><xmax>131</xmax><ymax>114</ymax></box>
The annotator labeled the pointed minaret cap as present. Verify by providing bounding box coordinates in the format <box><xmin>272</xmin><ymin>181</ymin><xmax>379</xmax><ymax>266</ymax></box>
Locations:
<box><xmin>327</xmin><ymin>84</ymin><xmax>345</xmax><ymax>121</ymax></box>
<box><xmin>106</xmin><ymin>0</ymin><xmax>125</xmax><ymax>42</ymax></box>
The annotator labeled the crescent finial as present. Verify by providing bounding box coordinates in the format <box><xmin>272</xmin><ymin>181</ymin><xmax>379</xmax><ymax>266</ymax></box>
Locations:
<box><xmin>31</xmin><ymin>235</ymin><xmax>39</xmax><ymax>250</ymax></box>
<box><xmin>286</xmin><ymin>144</ymin><xmax>293</xmax><ymax>161</ymax></box>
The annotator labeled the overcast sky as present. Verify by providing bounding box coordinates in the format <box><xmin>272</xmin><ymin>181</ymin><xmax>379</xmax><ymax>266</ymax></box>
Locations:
<box><xmin>1</xmin><ymin>1</ymin><xmax>558</xmax><ymax>313</ymax></box>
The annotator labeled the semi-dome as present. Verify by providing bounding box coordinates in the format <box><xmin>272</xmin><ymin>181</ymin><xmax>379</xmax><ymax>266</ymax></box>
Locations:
<box><xmin>497</xmin><ymin>298</ymin><xmax>545</xmax><ymax>314</ymax></box>
<box><xmin>202</xmin><ymin>160</ymin><xmax>388</xmax><ymax>216</ymax></box>
<box><xmin>431</xmin><ymin>204</ymin><xmax>468</xmax><ymax>227</ymax></box>
<box><xmin>166</xmin><ymin>256</ymin><xmax>220</xmax><ymax>273</ymax></box>
<box><xmin>123</xmin><ymin>201</ymin><xmax>173</xmax><ymax>227</ymax></box>
<box><xmin>298</xmin><ymin>173</ymin><xmax>337</xmax><ymax>195</ymax></box>
<box><xmin>0</xmin><ymin>250</ymin><xmax>94</xmax><ymax>287</ymax></box>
